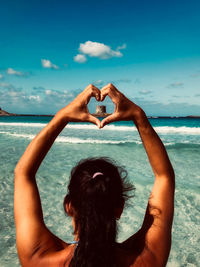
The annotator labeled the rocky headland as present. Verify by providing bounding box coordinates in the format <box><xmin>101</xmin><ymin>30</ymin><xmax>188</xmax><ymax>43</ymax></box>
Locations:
<box><xmin>0</xmin><ymin>108</ymin><xmax>16</xmax><ymax>116</ymax></box>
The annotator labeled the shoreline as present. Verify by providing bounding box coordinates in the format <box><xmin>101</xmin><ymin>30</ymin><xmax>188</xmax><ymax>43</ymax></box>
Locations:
<box><xmin>0</xmin><ymin>114</ymin><xmax>200</xmax><ymax>119</ymax></box>
<box><xmin>0</xmin><ymin>110</ymin><xmax>200</xmax><ymax>119</ymax></box>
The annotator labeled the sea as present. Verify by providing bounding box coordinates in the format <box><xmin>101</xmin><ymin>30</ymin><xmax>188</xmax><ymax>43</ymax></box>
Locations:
<box><xmin>0</xmin><ymin>116</ymin><xmax>200</xmax><ymax>267</ymax></box>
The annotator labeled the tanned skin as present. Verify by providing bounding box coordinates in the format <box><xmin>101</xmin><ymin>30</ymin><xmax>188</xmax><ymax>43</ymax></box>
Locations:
<box><xmin>14</xmin><ymin>83</ymin><xmax>175</xmax><ymax>267</ymax></box>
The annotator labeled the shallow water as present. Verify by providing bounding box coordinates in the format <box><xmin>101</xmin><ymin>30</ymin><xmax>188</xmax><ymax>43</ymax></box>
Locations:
<box><xmin>0</xmin><ymin>117</ymin><xmax>200</xmax><ymax>266</ymax></box>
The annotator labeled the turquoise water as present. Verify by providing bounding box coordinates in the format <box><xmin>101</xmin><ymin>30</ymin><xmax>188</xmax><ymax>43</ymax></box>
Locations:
<box><xmin>0</xmin><ymin>116</ymin><xmax>200</xmax><ymax>266</ymax></box>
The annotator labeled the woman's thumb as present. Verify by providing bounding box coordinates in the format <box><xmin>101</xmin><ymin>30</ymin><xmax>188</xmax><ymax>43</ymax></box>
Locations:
<box><xmin>100</xmin><ymin>113</ymin><xmax>118</xmax><ymax>128</ymax></box>
<box><xmin>88</xmin><ymin>115</ymin><xmax>101</xmax><ymax>128</ymax></box>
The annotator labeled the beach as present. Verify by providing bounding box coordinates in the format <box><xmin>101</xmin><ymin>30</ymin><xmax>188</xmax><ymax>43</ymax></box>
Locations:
<box><xmin>0</xmin><ymin>116</ymin><xmax>200</xmax><ymax>267</ymax></box>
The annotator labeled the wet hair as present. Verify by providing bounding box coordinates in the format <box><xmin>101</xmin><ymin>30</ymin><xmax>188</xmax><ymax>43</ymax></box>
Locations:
<box><xmin>63</xmin><ymin>157</ymin><xmax>134</xmax><ymax>267</ymax></box>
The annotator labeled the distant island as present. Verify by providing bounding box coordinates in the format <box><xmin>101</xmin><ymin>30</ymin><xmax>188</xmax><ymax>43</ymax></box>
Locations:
<box><xmin>0</xmin><ymin>108</ymin><xmax>52</xmax><ymax>117</ymax></box>
<box><xmin>0</xmin><ymin>108</ymin><xmax>15</xmax><ymax>116</ymax></box>
<box><xmin>0</xmin><ymin>106</ymin><xmax>200</xmax><ymax>118</ymax></box>
<box><xmin>186</xmin><ymin>115</ymin><xmax>200</xmax><ymax>118</ymax></box>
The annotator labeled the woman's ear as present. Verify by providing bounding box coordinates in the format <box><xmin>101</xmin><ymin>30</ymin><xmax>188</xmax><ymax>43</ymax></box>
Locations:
<box><xmin>66</xmin><ymin>201</ymin><xmax>73</xmax><ymax>216</ymax></box>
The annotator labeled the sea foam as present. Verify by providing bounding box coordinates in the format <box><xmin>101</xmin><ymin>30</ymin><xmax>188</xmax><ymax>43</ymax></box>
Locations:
<box><xmin>0</xmin><ymin>131</ymin><xmax>141</xmax><ymax>144</ymax></box>
<box><xmin>1</xmin><ymin>122</ymin><xmax>200</xmax><ymax>135</ymax></box>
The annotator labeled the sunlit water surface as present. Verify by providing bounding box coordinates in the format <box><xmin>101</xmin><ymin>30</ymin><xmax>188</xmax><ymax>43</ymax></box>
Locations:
<box><xmin>0</xmin><ymin>117</ymin><xmax>200</xmax><ymax>266</ymax></box>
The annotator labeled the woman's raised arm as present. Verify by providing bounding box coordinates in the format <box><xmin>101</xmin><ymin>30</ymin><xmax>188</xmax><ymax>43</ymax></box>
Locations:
<box><xmin>101</xmin><ymin>83</ymin><xmax>175</xmax><ymax>266</ymax></box>
<box><xmin>14</xmin><ymin>85</ymin><xmax>100</xmax><ymax>266</ymax></box>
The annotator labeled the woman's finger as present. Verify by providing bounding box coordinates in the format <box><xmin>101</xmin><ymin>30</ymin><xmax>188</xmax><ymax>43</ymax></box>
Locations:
<box><xmin>100</xmin><ymin>113</ymin><xmax>119</xmax><ymax>128</ymax></box>
<box><xmin>88</xmin><ymin>114</ymin><xmax>101</xmax><ymax>128</ymax></box>
<box><xmin>100</xmin><ymin>87</ymin><xmax>110</xmax><ymax>102</ymax></box>
<box><xmin>85</xmin><ymin>84</ymin><xmax>101</xmax><ymax>103</ymax></box>
<box><xmin>100</xmin><ymin>83</ymin><xmax>119</xmax><ymax>103</ymax></box>
<box><xmin>100</xmin><ymin>83</ymin><xmax>113</xmax><ymax>101</ymax></box>
<box><xmin>92</xmin><ymin>86</ymin><xmax>101</xmax><ymax>102</ymax></box>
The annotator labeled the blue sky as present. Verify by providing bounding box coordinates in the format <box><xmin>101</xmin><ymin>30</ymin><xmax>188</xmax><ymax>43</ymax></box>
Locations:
<box><xmin>0</xmin><ymin>0</ymin><xmax>200</xmax><ymax>115</ymax></box>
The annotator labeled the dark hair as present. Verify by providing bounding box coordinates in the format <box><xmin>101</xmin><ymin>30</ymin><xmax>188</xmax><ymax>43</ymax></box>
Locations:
<box><xmin>63</xmin><ymin>157</ymin><xmax>134</xmax><ymax>267</ymax></box>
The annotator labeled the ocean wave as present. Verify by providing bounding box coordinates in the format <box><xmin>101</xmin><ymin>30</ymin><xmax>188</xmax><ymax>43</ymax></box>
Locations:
<box><xmin>0</xmin><ymin>122</ymin><xmax>137</xmax><ymax>131</ymax></box>
<box><xmin>102</xmin><ymin>125</ymin><xmax>200</xmax><ymax>134</ymax></box>
<box><xmin>1</xmin><ymin>123</ymin><xmax>200</xmax><ymax>134</ymax></box>
<box><xmin>1</xmin><ymin>131</ymin><xmax>200</xmax><ymax>147</ymax></box>
<box><xmin>0</xmin><ymin>122</ymin><xmax>47</xmax><ymax>127</ymax></box>
<box><xmin>0</xmin><ymin>131</ymin><xmax>141</xmax><ymax>144</ymax></box>
<box><xmin>155</xmin><ymin>126</ymin><xmax>200</xmax><ymax>135</ymax></box>
<box><xmin>57</xmin><ymin>137</ymin><xmax>139</xmax><ymax>144</ymax></box>
<box><xmin>0</xmin><ymin>131</ymin><xmax>35</xmax><ymax>140</ymax></box>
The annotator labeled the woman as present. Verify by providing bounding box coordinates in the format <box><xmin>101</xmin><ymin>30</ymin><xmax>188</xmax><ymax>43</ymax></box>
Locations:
<box><xmin>14</xmin><ymin>83</ymin><xmax>175</xmax><ymax>266</ymax></box>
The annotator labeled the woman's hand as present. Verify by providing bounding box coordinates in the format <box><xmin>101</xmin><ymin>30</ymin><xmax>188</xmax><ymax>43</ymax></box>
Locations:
<box><xmin>60</xmin><ymin>84</ymin><xmax>101</xmax><ymax>128</ymax></box>
<box><xmin>100</xmin><ymin>83</ymin><xmax>142</xmax><ymax>128</ymax></box>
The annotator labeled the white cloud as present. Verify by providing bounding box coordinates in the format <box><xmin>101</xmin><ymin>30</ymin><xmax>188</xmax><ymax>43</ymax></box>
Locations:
<box><xmin>1</xmin><ymin>84</ymin><xmax>78</xmax><ymax>114</ymax></box>
<box><xmin>41</xmin><ymin>59</ymin><xmax>59</xmax><ymax>69</ymax></box>
<box><xmin>44</xmin><ymin>89</ymin><xmax>74</xmax><ymax>100</ymax></box>
<box><xmin>0</xmin><ymin>74</ymin><xmax>3</xmax><ymax>79</ymax></box>
<box><xmin>45</xmin><ymin>89</ymin><xmax>55</xmax><ymax>95</ymax></box>
<box><xmin>28</xmin><ymin>95</ymin><xmax>41</xmax><ymax>102</ymax></box>
<box><xmin>168</xmin><ymin>82</ymin><xmax>184</xmax><ymax>88</ymax></box>
<box><xmin>116</xmin><ymin>44</ymin><xmax>127</xmax><ymax>50</ymax></box>
<box><xmin>0</xmin><ymin>82</ymin><xmax>10</xmax><ymax>88</ymax></box>
<box><xmin>139</xmin><ymin>90</ymin><xmax>152</xmax><ymax>95</ymax></box>
<box><xmin>1</xmin><ymin>81</ymin><xmax>200</xmax><ymax>116</ymax></box>
<box><xmin>32</xmin><ymin>86</ymin><xmax>46</xmax><ymax>93</ymax></box>
<box><xmin>92</xmin><ymin>78</ymin><xmax>131</xmax><ymax>87</ymax></box>
<box><xmin>8</xmin><ymin>91</ymin><xmax>20</xmax><ymax>97</ymax></box>
<box><xmin>7</xmin><ymin>68</ymin><xmax>25</xmax><ymax>76</ymax></box>
<box><xmin>74</xmin><ymin>54</ymin><xmax>87</xmax><ymax>63</ymax></box>
<box><xmin>109</xmin><ymin>78</ymin><xmax>131</xmax><ymax>84</ymax></box>
<box><xmin>76</xmin><ymin>41</ymin><xmax>126</xmax><ymax>61</ymax></box>
<box><xmin>93</xmin><ymin>80</ymin><xmax>105</xmax><ymax>87</ymax></box>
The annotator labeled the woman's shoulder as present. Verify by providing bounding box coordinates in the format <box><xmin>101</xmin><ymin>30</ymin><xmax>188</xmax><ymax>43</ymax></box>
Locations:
<box><xmin>115</xmin><ymin>240</ymin><xmax>157</xmax><ymax>267</ymax></box>
<box><xmin>27</xmin><ymin>240</ymin><xmax>76</xmax><ymax>267</ymax></box>
<box><xmin>115</xmin><ymin>242</ymin><xmax>140</xmax><ymax>267</ymax></box>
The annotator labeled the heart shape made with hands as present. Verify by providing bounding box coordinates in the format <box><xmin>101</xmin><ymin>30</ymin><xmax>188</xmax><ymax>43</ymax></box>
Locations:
<box><xmin>70</xmin><ymin>83</ymin><xmax>139</xmax><ymax>129</ymax></box>
<box><xmin>75</xmin><ymin>83</ymin><xmax>134</xmax><ymax>128</ymax></box>
<box><xmin>86</xmin><ymin>84</ymin><xmax>120</xmax><ymax>128</ymax></box>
